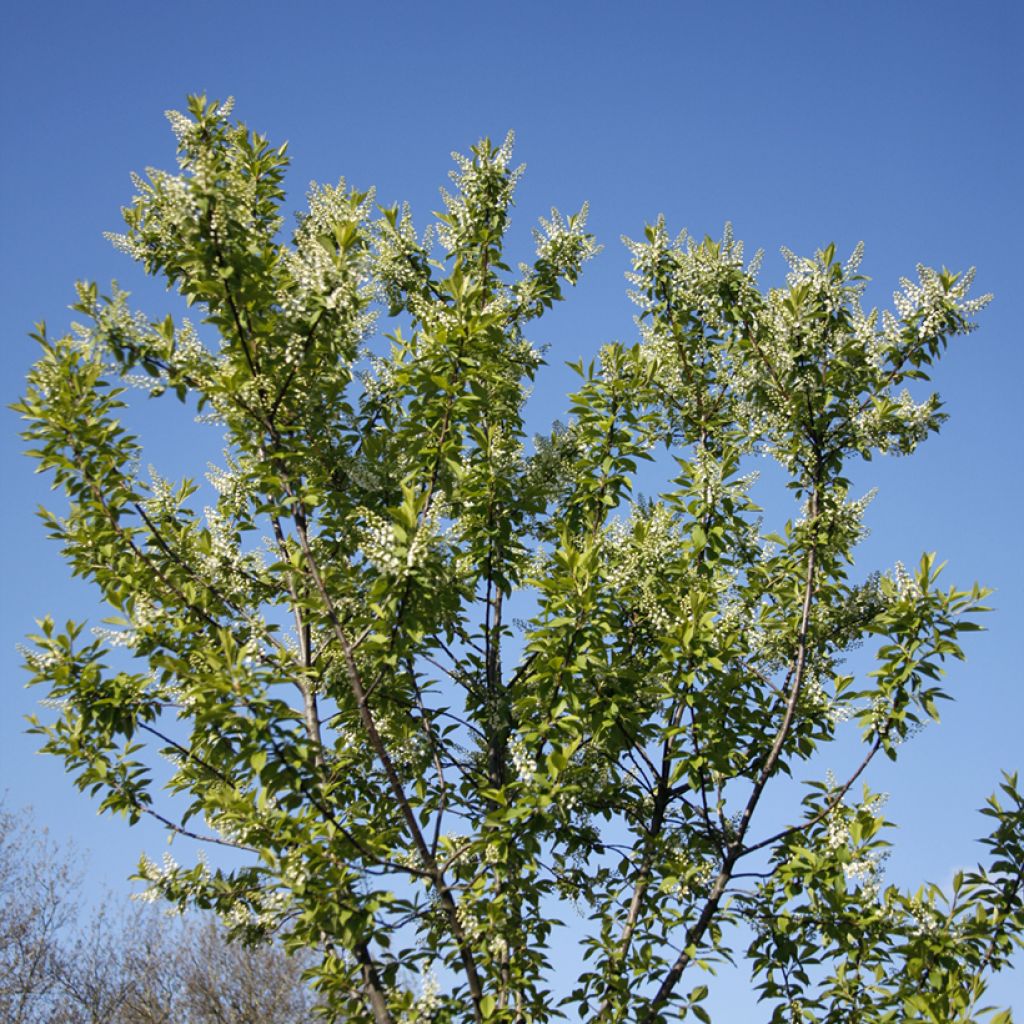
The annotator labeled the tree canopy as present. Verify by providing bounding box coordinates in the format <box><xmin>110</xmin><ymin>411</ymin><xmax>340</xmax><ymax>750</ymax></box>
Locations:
<box><xmin>16</xmin><ymin>95</ymin><xmax>1023</xmax><ymax>1024</ymax></box>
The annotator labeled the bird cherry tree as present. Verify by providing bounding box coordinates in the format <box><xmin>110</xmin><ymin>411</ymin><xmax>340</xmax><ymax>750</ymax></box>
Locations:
<box><xmin>16</xmin><ymin>96</ymin><xmax>1023</xmax><ymax>1024</ymax></box>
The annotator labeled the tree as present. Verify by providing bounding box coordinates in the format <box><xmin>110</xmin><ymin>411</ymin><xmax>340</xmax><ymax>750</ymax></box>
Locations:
<box><xmin>50</xmin><ymin>909</ymin><xmax>319</xmax><ymax>1024</ymax></box>
<box><xmin>15</xmin><ymin>95</ymin><xmax>1024</xmax><ymax>1023</ymax></box>
<box><xmin>0</xmin><ymin>801</ymin><xmax>319</xmax><ymax>1023</ymax></box>
<box><xmin>0</xmin><ymin>803</ymin><xmax>78</xmax><ymax>1023</ymax></box>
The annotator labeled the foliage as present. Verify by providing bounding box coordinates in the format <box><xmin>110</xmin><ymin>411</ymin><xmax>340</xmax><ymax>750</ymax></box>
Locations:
<box><xmin>15</xmin><ymin>95</ymin><xmax>1023</xmax><ymax>1023</ymax></box>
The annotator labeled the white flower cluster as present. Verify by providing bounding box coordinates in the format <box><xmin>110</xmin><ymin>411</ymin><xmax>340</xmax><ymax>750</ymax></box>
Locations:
<box><xmin>375</xmin><ymin>712</ymin><xmax>427</xmax><ymax>772</ymax></box>
<box><xmin>825</xmin><ymin>809</ymin><xmax>847</xmax><ymax>852</ymax></box>
<box><xmin>164</xmin><ymin>108</ymin><xmax>194</xmax><ymax>145</ymax></box>
<box><xmin>661</xmin><ymin>857</ymin><xmax>714</xmax><ymax>900</ymax></box>
<box><xmin>692</xmin><ymin>446</ymin><xmax>732</xmax><ymax>503</ymax></box>
<box><xmin>842</xmin><ymin>856</ymin><xmax>881</xmax><ymax>900</ymax></box>
<box><xmin>221</xmin><ymin>890</ymin><xmax>292</xmax><ymax>934</ymax></box>
<box><xmin>843</xmin><ymin>240</ymin><xmax>865</xmax><ymax>278</ymax></box>
<box><xmin>135</xmin><ymin>851</ymin><xmax>184</xmax><ymax>904</ymax></box>
<box><xmin>37</xmin><ymin>696</ymin><xmax>70</xmax><ymax>709</ymax></box>
<box><xmin>360</xmin><ymin>355</ymin><xmax>400</xmax><ymax>405</ymax></box>
<box><xmin>281</xmin><ymin>180</ymin><xmax>376</xmax><ymax>333</ymax></box>
<box><xmin>627</xmin><ymin>223</ymin><xmax>756</xmax><ymax>373</ymax></box>
<box><xmin>531</xmin><ymin>203</ymin><xmax>600</xmax><ymax>283</ymax></box>
<box><xmin>822</xmin><ymin>789</ymin><xmax>888</xmax><ymax>900</ymax></box>
<box><xmin>866</xmin><ymin>694</ymin><xmax>892</xmax><ymax>734</ymax></box>
<box><xmin>603</xmin><ymin>505</ymin><xmax>685</xmax><ymax>634</ymax></box>
<box><xmin>139</xmin><ymin>845</ymin><xmax>292</xmax><ymax>932</ymax></box>
<box><xmin>821</xmin><ymin>488</ymin><xmax>877</xmax><ymax>549</ymax></box>
<box><xmin>110</xmin><ymin>101</ymin><xmax>284</xmax><ymax>301</ymax></box>
<box><xmin>455</xmin><ymin>897</ymin><xmax>485</xmax><ymax>943</ymax></box>
<box><xmin>851</xmin><ymin>388</ymin><xmax>938</xmax><ymax>456</ymax></box>
<box><xmin>203</xmin><ymin>804</ymin><xmax>263</xmax><ymax>845</ymax></box>
<box><xmin>361</xmin><ymin>511</ymin><xmax>407</xmax><ymax>576</ymax></box>
<box><xmin>168</xmin><ymin>318</ymin><xmax>209</xmax><ymax>376</ymax></box>
<box><xmin>406</xmin><ymin>294</ymin><xmax>464</xmax><ymax>338</ymax></box>
<box><xmin>436</xmin><ymin>131</ymin><xmax>522</xmax><ymax>256</ymax></box>
<box><xmin>710</xmin><ymin>598</ymin><xmax>746</xmax><ymax>645</ymax></box>
<box><xmin>799</xmin><ymin>672</ymin><xmax>849</xmax><ymax>727</ymax></box>
<box><xmin>524</xmin><ymin>544</ymin><xmax>552</xmax><ymax>582</ymax></box>
<box><xmin>508</xmin><ymin>735</ymin><xmax>536</xmax><ymax>785</ymax></box>
<box><xmin>141</xmin><ymin>468</ymin><xmax>182</xmax><ymax>518</ymax></box>
<box><xmin>891</xmin><ymin>561</ymin><xmax>922</xmax><ymax>600</ymax></box>
<box><xmin>906</xmin><ymin>898</ymin><xmax>940</xmax><ymax>937</ymax></box>
<box><xmin>18</xmin><ymin>643</ymin><xmax>63</xmax><ymax>674</ymax></box>
<box><xmin>194</xmin><ymin>409</ymin><xmax>228</xmax><ymax>427</ymax></box>
<box><xmin>206</xmin><ymin>454</ymin><xmax>253</xmax><ymax>519</ymax></box>
<box><xmin>203</xmin><ymin>506</ymin><xmax>237</xmax><ymax>563</ymax></box>
<box><xmin>478</xmin><ymin>423</ymin><xmax>524</xmax><ymax>479</ymax></box>
<box><xmin>372</xmin><ymin>202</ymin><xmax>431</xmax><ymax>303</ymax></box>
<box><xmin>136</xmin><ymin>168</ymin><xmax>194</xmax><ymax>249</ymax></box>
<box><xmin>396</xmin><ymin>845</ymin><xmax>427</xmax><ymax>875</ymax></box>
<box><xmin>407</xmin><ymin>966</ymin><xmax>441</xmax><ymax>1022</ymax></box>
<box><xmin>78</xmin><ymin>297</ymin><xmax>139</xmax><ymax>348</ymax></box>
<box><xmin>164</xmin><ymin>98</ymin><xmax>234</xmax><ymax>147</ymax></box>
<box><xmin>598</xmin><ymin>343</ymin><xmax>627</xmax><ymax>386</ymax></box>
<box><xmin>174</xmin><ymin>503</ymin><xmax>258</xmax><ymax>604</ymax></box>
<box><xmin>559</xmin><ymin>789</ymin><xmax>581</xmax><ymax>816</ymax></box>
<box><xmin>358</xmin><ymin>505</ymin><xmax>441</xmax><ymax>579</ymax></box>
<box><xmin>893</xmin><ymin>265</ymin><xmax>991</xmax><ymax>339</ymax></box>
<box><xmin>129</xmin><ymin>593</ymin><xmax>162</xmax><ymax>632</ymax></box>
<box><xmin>91</xmin><ymin>625</ymin><xmax>138</xmax><ymax>649</ymax></box>
<box><xmin>847</xmin><ymin>307</ymin><xmax>890</xmax><ymax>372</ymax></box>
<box><xmin>781</xmin><ymin>244</ymin><xmax>867</xmax><ymax>317</ymax></box>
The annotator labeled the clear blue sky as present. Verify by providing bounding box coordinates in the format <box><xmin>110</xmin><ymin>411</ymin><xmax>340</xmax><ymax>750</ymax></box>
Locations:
<box><xmin>2</xmin><ymin>0</ymin><xmax>1021</xmax><ymax>1013</ymax></box>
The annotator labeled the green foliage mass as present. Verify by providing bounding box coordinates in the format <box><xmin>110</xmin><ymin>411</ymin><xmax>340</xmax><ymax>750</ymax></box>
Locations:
<box><xmin>15</xmin><ymin>95</ymin><xmax>1022</xmax><ymax>1023</ymax></box>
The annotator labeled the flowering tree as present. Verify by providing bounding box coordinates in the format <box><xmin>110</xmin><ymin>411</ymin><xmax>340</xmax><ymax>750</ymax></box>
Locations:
<box><xmin>16</xmin><ymin>96</ymin><xmax>1024</xmax><ymax>1023</ymax></box>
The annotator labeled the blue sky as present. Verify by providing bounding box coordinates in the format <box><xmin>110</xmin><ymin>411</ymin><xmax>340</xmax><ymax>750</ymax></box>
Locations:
<box><xmin>1</xmin><ymin>0</ymin><xmax>1021</xmax><ymax>1013</ymax></box>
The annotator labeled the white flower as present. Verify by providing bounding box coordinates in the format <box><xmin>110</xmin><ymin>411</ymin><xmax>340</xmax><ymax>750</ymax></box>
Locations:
<box><xmin>508</xmin><ymin>736</ymin><xmax>536</xmax><ymax>784</ymax></box>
